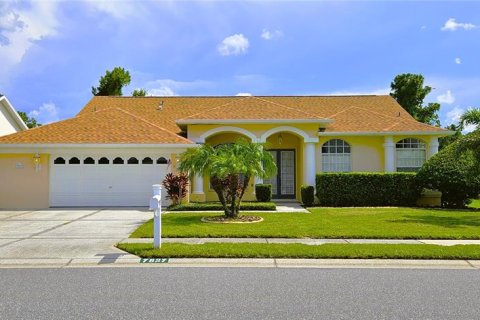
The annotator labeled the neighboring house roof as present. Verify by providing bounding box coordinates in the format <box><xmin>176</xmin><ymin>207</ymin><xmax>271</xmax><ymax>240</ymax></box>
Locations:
<box><xmin>0</xmin><ymin>95</ymin><xmax>28</xmax><ymax>136</ymax></box>
<box><xmin>0</xmin><ymin>95</ymin><xmax>448</xmax><ymax>145</ymax></box>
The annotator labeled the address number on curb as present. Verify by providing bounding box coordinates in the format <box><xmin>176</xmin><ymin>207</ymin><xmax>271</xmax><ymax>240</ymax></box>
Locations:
<box><xmin>140</xmin><ymin>258</ymin><xmax>169</xmax><ymax>263</ymax></box>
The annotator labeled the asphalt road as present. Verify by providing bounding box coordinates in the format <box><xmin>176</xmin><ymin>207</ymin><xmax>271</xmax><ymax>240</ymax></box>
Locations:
<box><xmin>1</xmin><ymin>267</ymin><xmax>479</xmax><ymax>320</ymax></box>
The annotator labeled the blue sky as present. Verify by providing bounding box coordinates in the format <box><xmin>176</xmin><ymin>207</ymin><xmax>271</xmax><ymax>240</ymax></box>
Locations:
<box><xmin>0</xmin><ymin>1</ymin><xmax>479</xmax><ymax>130</ymax></box>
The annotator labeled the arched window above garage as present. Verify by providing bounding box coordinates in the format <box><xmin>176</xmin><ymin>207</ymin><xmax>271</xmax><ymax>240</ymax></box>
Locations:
<box><xmin>69</xmin><ymin>157</ymin><xmax>80</xmax><ymax>165</ymax></box>
<box><xmin>54</xmin><ymin>157</ymin><xmax>66</xmax><ymax>164</ymax></box>
<box><xmin>127</xmin><ymin>157</ymin><xmax>139</xmax><ymax>164</ymax></box>
<box><xmin>113</xmin><ymin>157</ymin><xmax>124</xmax><ymax>164</ymax></box>
<box><xmin>142</xmin><ymin>157</ymin><xmax>153</xmax><ymax>164</ymax></box>
<box><xmin>84</xmin><ymin>157</ymin><xmax>95</xmax><ymax>164</ymax></box>
<box><xmin>157</xmin><ymin>157</ymin><xmax>168</xmax><ymax>164</ymax></box>
<box><xmin>98</xmin><ymin>157</ymin><xmax>109</xmax><ymax>164</ymax></box>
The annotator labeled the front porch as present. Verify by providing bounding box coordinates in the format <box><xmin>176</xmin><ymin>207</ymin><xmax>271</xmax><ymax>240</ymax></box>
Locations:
<box><xmin>188</xmin><ymin>125</ymin><xmax>319</xmax><ymax>203</ymax></box>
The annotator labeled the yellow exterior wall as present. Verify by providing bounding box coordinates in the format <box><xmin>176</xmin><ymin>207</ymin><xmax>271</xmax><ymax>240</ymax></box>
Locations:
<box><xmin>0</xmin><ymin>154</ymin><xmax>50</xmax><ymax>209</ymax></box>
<box><xmin>317</xmin><ymin>136</ymin><xmax>384</xmax><ymax>172</ymax></box>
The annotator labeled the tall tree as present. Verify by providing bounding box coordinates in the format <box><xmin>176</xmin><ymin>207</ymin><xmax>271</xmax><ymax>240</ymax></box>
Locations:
<box><xmin>17</xmin><ymin>111</ymin><xmax>41</xmax><ymax>128</ymax></box>
<box><xmin>390</xmin><ymin>73</ymin><xmax>441</xmax><ymax>126</ymax></box>
<box><xmin>91</xmin><ymin>67</ymin><xmax>131</xmax><ymax>96</ymax></box>
<box><xmin>132</xmin><ymin>88</ymin><xmax>147</xmax><ymax>96</ymax></box>
<box><xmin>179</xmin><ymin>139</ymin><xmax>276</xmax><ymax>218</ymax></box>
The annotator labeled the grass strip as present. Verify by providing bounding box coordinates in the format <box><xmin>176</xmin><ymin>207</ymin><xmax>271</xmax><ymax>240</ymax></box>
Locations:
<box><xmin>117</xmin><ymin>243</ymin><xmax>480</xmax><ymax>260</ymax></box>
<box><xmin>130</xmin><ymin>207</ymin><xmax>480</xmax><ymax>239</ymax></box>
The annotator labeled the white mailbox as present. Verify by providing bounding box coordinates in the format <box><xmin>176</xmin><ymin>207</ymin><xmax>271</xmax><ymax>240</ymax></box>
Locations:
<box><xmin>149</xmin><ymin>184</ymin><xmax>162</xmax><ymax>249</ymax></box>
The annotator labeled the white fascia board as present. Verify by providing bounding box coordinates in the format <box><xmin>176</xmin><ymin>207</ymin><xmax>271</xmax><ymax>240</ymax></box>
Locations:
<box><xmin>176</xmin><ymin>119</ymin><xmax>333</xmax><ymax>125</ymax></box>
<box><xmin>0</xmin><ymin>143</ymin><xmax>199</xmax><ymax>154</ymax></box>
<box><xmin>0</xmin><ymin>96</ymin><xmax>28</xmax><ymax>131</ymax></box>
<box><xmin>318</xmin><ymin>131</ymin><xmax>455</xmax><ymax>137</ymax></box>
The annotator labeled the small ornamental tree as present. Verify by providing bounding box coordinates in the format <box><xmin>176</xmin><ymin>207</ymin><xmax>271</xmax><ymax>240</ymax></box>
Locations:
<box><xmin>179</xmin><ymin>139</ymin><xmax>277</xmax><ymax>218</ymax></box>
<box><xmin>417</xmin><ymin>132</ymin><xmax>480</xmax><ymax>208</ymax></box>
<box><xmin>162</xmin><ymin>173</ymin><xmax>189</xmax><ymax>205</ymax></box>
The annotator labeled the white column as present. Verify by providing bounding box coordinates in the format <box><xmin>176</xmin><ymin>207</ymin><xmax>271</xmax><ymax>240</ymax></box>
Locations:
<box><xmin>428</xmin><ymin>137</ymin><xmax>439</xmax><ymax>158</ymax></box>
<box><xmin>303</xmin><ymin>142</ymin><xmax>316</xmax><ymax>186</ymax></box>
<box><xmin>193</xmin><ymin>174</ymin><xmax>204</xmax><ymax>194</ymax></box>
<box><xmin>254</xmin><ymin>145</ymin><xmax>264</xmax><ymax>188</ymax></box>
<box><xmin>383</xmin><ymin>136</ymin><xmax>395</xmax><ymax>172</ymax></box>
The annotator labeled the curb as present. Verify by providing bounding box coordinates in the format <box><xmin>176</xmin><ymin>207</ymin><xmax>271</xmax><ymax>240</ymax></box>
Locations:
<box><xmin>1</xmin><ymin>258</ymin><xmax>479</xmax><ymax>270</ymax></box>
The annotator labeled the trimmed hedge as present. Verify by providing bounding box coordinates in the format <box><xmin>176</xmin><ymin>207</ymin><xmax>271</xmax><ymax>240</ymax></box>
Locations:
<box><xmin>316</xmin><ymin>173</ymin><xmax>422</xmax><ymax>207</ymax></box>
<box><xmin>168</xmin><ymin>201</ymin><xmax>276</xmax><ymax>211</ymax></box>
<box><xmin>255</xmin><ymin>184</ymin><xmax>272</xmax><ymax>202</ymax></box>
<box><xmin>301</xmin><ymin>185</ymin><xmax>315</xmax><ymax>207</ymax></box>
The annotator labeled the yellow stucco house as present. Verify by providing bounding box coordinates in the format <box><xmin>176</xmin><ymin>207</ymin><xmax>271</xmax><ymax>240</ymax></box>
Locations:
<box><xmin>0</xmin><ymin>95</ymin><xmax>450</xmax><ymax>209</ymax></box>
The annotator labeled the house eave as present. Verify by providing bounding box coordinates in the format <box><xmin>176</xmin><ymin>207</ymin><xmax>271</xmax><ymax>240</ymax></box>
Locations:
<box><xmin>0</xmin><ymin>143</ymin><xmax>198</xmax><ymax>152</ymax></box>
<box><xmin>318</xmin><ymin>131</ymin><xmax>455</xmax><ymax>137</ymax></box>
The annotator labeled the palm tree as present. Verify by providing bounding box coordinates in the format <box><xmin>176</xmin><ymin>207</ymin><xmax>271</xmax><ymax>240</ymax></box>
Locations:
<box><xmin>460</xmin><ymin>108</ymin><xmax>480</xmax><ymax>130</ymax></box>
<box><xmin>179</xmin><ymin>139</ymin><xmax>277</xmax><ymax>218</ymax></box>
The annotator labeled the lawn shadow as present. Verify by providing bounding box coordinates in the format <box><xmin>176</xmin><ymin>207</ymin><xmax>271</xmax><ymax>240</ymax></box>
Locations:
<box><xmin>390</xmin><ymin>214</ymin><xmax>480</xmax><ymax>228</ymax></box>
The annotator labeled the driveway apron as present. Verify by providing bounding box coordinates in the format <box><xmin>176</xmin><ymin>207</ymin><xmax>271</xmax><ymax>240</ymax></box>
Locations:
<box><xmin>0</xmin><ymin>209</ymin><xmax>151</xmax><ymax>264</ymax></box>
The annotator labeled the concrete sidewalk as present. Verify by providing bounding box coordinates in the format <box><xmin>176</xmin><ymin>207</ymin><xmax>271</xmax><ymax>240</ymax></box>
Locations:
<box><xmin>120</xmin><ymin>237</ymin><xmax>480</xmax><ymax>246</ymax></box>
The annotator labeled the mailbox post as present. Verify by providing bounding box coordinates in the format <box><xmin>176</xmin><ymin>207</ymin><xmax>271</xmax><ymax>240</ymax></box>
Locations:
<box><xmin>149</xmin><ymin>184</ymin><xmax>162</xmax><ymax>249</ymax></box>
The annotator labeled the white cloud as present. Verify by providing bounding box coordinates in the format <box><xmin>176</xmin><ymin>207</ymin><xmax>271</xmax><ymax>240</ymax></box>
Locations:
<box><xmin>235</xmin><ymin>92</ymin><xmax>252</xmax><ymax>96</ymax></box>
<box><xmin>441</xmin><ymin>18</ymin><xmax>477</xmax><ymax>31</ymax></box>
<box><xmin>420</xmin><ymin>25</ymin><xmax>427</xmax><ymax>31</ymax></box>
<box><xmin>217</xmin><ymin>34</ymin><xmax>249</xmax><ymax>56</ymax></box>
<box><xmin>261</xmin><ymin>28</ymin><xmax>283</xmax><ymax>40</ymax></box>
<box><xmin>455</xmin><ymin>58</ymin><xmax>462</xmax><ymax>64</ymax></box>
<box><xmin>28</xmin><ymin>102</ymin><xmax>59</xmax><ymax>124</ymax></box>
<box><xmin>84</xmin><ymin>0</ymin><xmax>141</xmax><ymax>19</ymax></box>
<box><xmin>0</xmin><ymin>2</ymin><xmax>59</xmax><ymax>83</ymax></box>
<box><xmin>436</xmin><ymin>90</ymin><xmax>455</xmax><ymax>104</ymax></box>
<box><xmin>143</xmin><ymin>79</ymin><xmax>214</xmax><ymax>96</ymax></box>
<box><xmin>445</xmin><ymin>106</ymin><xmax>476</xmax><ymax>133</ymax></box>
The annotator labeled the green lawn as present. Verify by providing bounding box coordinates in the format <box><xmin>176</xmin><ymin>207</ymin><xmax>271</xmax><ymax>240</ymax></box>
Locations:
<box><xmin>130</xmin><ymin>207</ymin><xmax>480</xmax><ymax>239</ymax></box>
<box><xmin>469</xmin><ymin>199</ymin><xmax>480</xmax><ymax>209</ymax></box>
<box><xmin>117</xmin><ymin>242</ymin><xmax>480</xmax><ymax>260</ymax></box>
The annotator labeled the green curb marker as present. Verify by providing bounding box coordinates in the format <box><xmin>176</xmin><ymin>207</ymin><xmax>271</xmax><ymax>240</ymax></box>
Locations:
<box><xmin>140</xmin><ymin>258</ymin><xmax>169</xmax><ymax>263</ymax></box>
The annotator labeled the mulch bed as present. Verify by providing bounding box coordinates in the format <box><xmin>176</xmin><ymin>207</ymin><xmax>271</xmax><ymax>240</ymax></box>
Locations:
<box><xmin>201</xmin><ymin>215</ymin><xmax>264</xmax><ymax>224</ymax></box>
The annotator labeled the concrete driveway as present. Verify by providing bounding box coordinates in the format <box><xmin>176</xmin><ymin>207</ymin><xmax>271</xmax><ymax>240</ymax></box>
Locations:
<box><xmin>0</xmin><ymin>209</ymin><xmax>151</xmax><ymax>266</ymax></box>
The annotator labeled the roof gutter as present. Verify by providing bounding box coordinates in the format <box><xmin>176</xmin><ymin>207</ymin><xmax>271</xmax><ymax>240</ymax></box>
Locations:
<box><xmin>318</xmin><ymin>131</ymin><xmax>455</xmax><ymax>137</ymax></box>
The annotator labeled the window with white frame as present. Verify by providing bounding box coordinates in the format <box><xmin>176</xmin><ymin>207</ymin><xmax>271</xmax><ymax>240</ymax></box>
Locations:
<box><xmin>395</xmin><ymin>138</ymin><xmax>426</xmax><ymax>172</ymax></box>
<box><xmin>321</xmin><ymin>139</ymin><xmax>351</xmax><ymax>172</ymax></box>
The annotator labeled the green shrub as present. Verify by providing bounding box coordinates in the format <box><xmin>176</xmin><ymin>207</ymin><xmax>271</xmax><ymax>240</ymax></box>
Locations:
<box><xmin>168</xmin><ymin>201</ymin><xmax>276</xmax><ymax>211</ymax></box>
<box><xmin>417</xmin><ymin>133</ymin><xmax>480</xmax><ymax>208</ymax></box>
<box><xmin>316</xmin><ymin>172</ymin><xmax>421</xmax><ymax>207</ymax></box>
<box><xmin>255</xmin><ymin>184</ymin><xmax>272</xmax><ymax>202</ymax></box>
<box><xmin>301</xmin><ymin>185</ymin><xmax>315</xmax><ymax>206</ymax></box>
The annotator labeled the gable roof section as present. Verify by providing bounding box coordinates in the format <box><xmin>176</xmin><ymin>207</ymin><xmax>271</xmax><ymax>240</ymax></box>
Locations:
<box><xmin>0</xmin><ymin>107</ymin><xmax>193</xmax><ymax>144</ymax></box>
<box><xmin>177</xmin><ymin>96</ymin><xmax>329</xmax><ymax>124</ymax></box>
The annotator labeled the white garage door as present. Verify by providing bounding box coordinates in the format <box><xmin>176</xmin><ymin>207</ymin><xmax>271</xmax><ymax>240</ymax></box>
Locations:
<box><xmin>50</xmin><ymin>156</ymin><xmax>171</xmax><ymax>207</ymax></box>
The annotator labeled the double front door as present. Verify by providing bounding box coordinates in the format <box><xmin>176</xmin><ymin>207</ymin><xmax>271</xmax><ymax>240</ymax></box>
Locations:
<box><xmin>264</xmin><ymin>150</ymin><xmax>296</xmax><ymax>199</ymax></box>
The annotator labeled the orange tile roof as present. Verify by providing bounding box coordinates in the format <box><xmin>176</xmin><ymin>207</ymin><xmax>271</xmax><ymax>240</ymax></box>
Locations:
<box><xmin>0</xmin><ymin>107</ymin><xmax>193</xmax><ymax>144</ymax></box>
<box><xmin>0</xmin><ymin>95</ymin><xmax>448</xmax><ymax>144</ymax></box>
